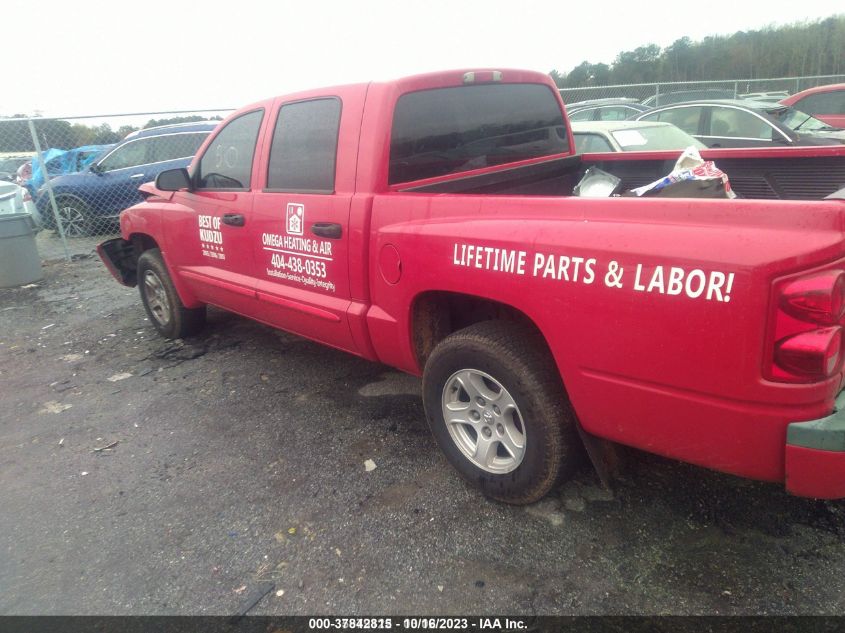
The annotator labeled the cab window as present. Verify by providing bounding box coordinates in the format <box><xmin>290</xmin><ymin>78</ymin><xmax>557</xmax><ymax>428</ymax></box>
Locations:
<box><xmin>266</xmin><ymin>98</ymin><xmax>341</xmax><ymax>192</ymax></box>
<box><xmin>196</xmin><ymin>111</ymin><xmax>263</xmax><ymax>190</ymax></box>
<box><xmin>389</xmin><ymin>83</ymin><xmax>569</xmax><ymax>185</ymax></box>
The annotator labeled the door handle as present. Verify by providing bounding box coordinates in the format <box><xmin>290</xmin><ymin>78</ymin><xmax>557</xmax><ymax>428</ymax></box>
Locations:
<box><xmin>222</xmin><ymin>213</ymin><xmax>245</xmax><ymax>227</ymax></box>
<box><xmin>130</xmin><ymin>173</ymin><xmax>145</xmax><ymax>179</ymax></box>
<box><xmin>311</xmin><ymin>222</ymin><xmax>342</xmax><ymax>239</ymax></box>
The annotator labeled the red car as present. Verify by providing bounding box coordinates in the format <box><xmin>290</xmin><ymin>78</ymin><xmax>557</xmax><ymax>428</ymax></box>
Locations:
<box><xmin>99</xmin><ymin>68</ymin><xmax>845</xmax><ymax>504</ymax></box>
<box><xmin>780</xmin><ymin>83</ymin><xmax>845</xmax><ymax>129</ymax></box>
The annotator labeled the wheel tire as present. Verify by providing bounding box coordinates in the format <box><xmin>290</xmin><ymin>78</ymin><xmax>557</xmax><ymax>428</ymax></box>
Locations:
<box><xmin>54</xmin><ymin>197</ymin><xmax>93</xmax><ymax>237</ymax></box>
<box><xmin>137</xmin><ymin>248</ymin><xmax>206</xmax><ymax>339</ymax></box>
<box><xmin>422</xmin><ymin>320</ymin><xmax>578</xmax><ymax>504</ymax></box>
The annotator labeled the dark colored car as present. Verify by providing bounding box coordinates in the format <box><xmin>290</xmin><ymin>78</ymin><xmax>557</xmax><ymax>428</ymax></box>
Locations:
<box><xmin>35</xmin><ymin>122</ymin><xmax>217</xmax><ymax>236</ymax></box>
<box><xmin>633</xmin><ymin>99</ymin><xmax>845</xmax><ymax>148</ymax></box>
<box><xmin>780</xmin><ymin>83</ymin><xmax>845</xmax><ymax>129</ymax></box>
<box><xmin>566</xmin><ymin>98</ymin><xmax>651</xmax><ymax>122</ymax></box>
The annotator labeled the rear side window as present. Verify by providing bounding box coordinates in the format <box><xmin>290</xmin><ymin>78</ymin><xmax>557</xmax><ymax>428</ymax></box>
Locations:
<box><xmin>795</xmin><ymin>91</ymin><xmax>845</xmax><ymax>115</ymax></box>
<box><xmin>643</xmin><ymin>106</ymin><xmax>704</xmax><ymax>135</ymax></box>
<box><xmin>149</xmin><ymin>132</ymin><xmax>209</xmax><ymax>163</ymax></box>
<box><xmin>267</xmin><ymin>98</ymin><xmax>341</xmax><ymax>192</ymax></box>
<box><xmin>597</xmin><ymin>106</ymin><xmax>635</xmax><ymax>121</ymax></box>
<box><xmin>98</xmin><ymin>139</ymin><xmax>152</xmax><ymax>171</ymax></box>
<box><xmin>708</xmin><ymin>108</ymin><xmax>773</xmax><ymax>140</ymax></box>
<box><xmin>197</xmin><ymin>110</ymin><xmax>263</xmax><ymax>190</ymax></box>
<box><xmin>389</xmin><ymin>83</ymin><xmax>569</xmax><ymax>185</ymax></box>
<box><xmin>573</xmin><ymin>133</ymin><xmax>614</xmax><ymax>153</ymax></box>
<box><xmin>568</xmin><ymin>109</ymin><xmax>595</xmax><ymax>122</ymax></box>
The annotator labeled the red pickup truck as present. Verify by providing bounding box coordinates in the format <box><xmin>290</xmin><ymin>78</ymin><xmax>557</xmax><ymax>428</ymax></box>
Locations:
<box><xmin>99</xmin><ymin>68</ymin><xmax>845</xmax><ymax>504</ymax></box>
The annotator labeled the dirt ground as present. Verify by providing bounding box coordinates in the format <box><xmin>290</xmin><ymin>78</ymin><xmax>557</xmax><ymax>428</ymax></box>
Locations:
<box><xmin>2</xmin><ymin>233</ymin><xmax>845</xmax><ymax>616</ymax></box>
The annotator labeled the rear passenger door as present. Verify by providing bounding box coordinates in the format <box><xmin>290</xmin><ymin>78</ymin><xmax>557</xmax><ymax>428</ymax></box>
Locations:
<box><xmin>249</xmin><ymin>90</ymin><xmax>364</xmax><ymax>353</ymax></box>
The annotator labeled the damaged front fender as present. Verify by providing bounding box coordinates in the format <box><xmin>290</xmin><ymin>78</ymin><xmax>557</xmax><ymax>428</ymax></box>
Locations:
<box><xmin>97</xmin><ymin>238</ymin><xmax>137</xmax><ymax>287</ymax></box>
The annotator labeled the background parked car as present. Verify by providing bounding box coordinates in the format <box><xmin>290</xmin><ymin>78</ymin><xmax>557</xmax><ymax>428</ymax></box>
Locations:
<box><xmin>0</xmin><ymin>153</ymin><xmax>34</xmax><ymax>182</ymax></box>
<box><xmin>566</xmin><ymin>98</ymin><xmax>651</xmax><ymax>122</ymax></box>
<box><xmin>0</xmin><ymin>180</ymin><xmax>40</xmax><ymax>230</ymax></box>
<box><xmin>571</xmin><ymin>121</ymin><xmax>705</xmax><ymax>153</ymax></box>
<box><xmin>35</xmin><ymin>122</ymin><xmax>217</xmax><ymax>236</ymax></box>
<box><xmin>780</xmin><ymin>83</ymin><xmax>845</xmax><ymax>128</ymax></box>
<box><xmin>633</xmin><ymin>99</ymin><xmax>845</xmax><ymax>148</ymax></box>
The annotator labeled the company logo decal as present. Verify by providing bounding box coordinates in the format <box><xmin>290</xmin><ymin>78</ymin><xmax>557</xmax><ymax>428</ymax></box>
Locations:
<box><xmin>286</xmin><ymin>203</ymin><xmax>304</xmax><ymax>236</ymax></box>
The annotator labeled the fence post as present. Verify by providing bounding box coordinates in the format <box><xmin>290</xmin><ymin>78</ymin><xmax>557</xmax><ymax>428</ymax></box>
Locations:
<box><xmin>733</xmin><ymin>81</ymin><xmax>738</xmax><ymax>98</ymax></box>
<box><xmin>27</xmin><ymin>119</ymin><xmax>70</xmax><ymax>262</ymax></box>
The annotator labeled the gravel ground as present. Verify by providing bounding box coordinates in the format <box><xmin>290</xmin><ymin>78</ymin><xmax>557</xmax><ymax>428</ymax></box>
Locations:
<box><xmin>2</xmin><ymin>234</ymin><xmax>845</xmax><ymax>616</ymax></box>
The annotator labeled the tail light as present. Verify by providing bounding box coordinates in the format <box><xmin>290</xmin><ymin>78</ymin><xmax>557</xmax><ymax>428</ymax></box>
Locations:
<box><xmin>769</xmin><ymin>268</ymin><xmax>845</xmax><ymax>383</ymax></box>
<box><xmin>781</xmin><ymin>270</ymin><xmax>845</xmax><ymax>325</ymax></box>
<box><xmin>775</xmin><ymin>326</ymin><xmax>842</xmax><ymax>378</ymax></box>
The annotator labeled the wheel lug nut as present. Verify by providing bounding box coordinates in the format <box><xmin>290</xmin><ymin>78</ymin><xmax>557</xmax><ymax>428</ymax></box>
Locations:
<box><xmin>482</xmin><ymin>427</ymin><xmax>492</xmax><ymax>438</ymax></box>
<box><xmin>476</xmin><ymin>397</ymin><xmax>486</xmax><ymax>406</ymax></box>
<box><xmin>496</xmin><ymin>424</ymin><xmax>504</xmax><ymax>435</ymax></box>
<box><xmin>470</xmin><ymin>410</ymin><xmax>480</xmax><ymax>421</ymax></box>
<box><xmin>492</xmin><ymin>405</ymin><xmax>501</xmax><ymax>415</ymax></box>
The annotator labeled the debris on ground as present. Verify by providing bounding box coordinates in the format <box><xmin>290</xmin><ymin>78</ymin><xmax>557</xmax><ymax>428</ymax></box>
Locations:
<box><xmin>107</xmin><ymin>372</ymin><xmax>132</xmax><ymax>382</ymax></box>
<box><xmin>40</xmin><ymin>401</ymin><xmax>72</xmax><ymax>414</ymax></box>
<box><xmin>364</xmin><ymin>459</ymin><xmax>377</xmax><ymax>472</ymax></box>
<box><xmin>93</xmin><ymin>441</ymin><xmax>119</xmax><ymax>453</ymax></box>
<box><xmin>233</xmin><ymin>582</ymin><xmax>275</xmax><ymax>617</ymax></box>
<box><xmin>233</xmin><ymin>585</ymin><xmax>247</xmax><ymax>595</ymax></box>
<box><xmin>58</xmin><ymin>438</ymin><xmax>64</xmax><ymax>446</ymax></box>
<box><xmin>275</xmin><ymin>589</ymin><xmax>284</xmax><ymax>597</ymax></box>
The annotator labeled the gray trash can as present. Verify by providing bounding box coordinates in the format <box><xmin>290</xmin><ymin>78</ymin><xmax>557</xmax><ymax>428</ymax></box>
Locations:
<box><xmin>0</xmin><ymin>213</ymin><xmax>43</xmax><ymax>288</ymax></box>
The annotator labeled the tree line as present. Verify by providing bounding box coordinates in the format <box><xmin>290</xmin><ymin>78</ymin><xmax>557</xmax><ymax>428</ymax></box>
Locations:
<box><xmin>0</xmin><ymin>115</ymin><xmax>221</xmax><ymax>153</ymax></box>
<box><xmin>551</xmin><ymin>14</ymin><xmax>845</xmax><ymax>88</ymax></box>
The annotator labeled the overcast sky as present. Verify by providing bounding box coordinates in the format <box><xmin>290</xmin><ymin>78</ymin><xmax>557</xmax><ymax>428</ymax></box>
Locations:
<box><xmin>3</xmin><ymin>0</ymin><xmax>840</xmax><ymax>119</ymax></box>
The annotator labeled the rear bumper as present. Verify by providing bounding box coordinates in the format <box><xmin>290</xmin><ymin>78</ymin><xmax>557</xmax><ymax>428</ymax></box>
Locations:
<box><xmin>786</xmin><ymin>391</ymin><xmax>845</xmax><ymax>499</ymax></box>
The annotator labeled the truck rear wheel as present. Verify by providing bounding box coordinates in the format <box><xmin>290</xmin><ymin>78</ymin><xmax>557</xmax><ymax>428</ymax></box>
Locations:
<box><xmin>137</xmin><ymin>249</ymin><xmax>206</xmax><ymax>339</ymax></box>
<box><xmin>422</xmin><ymin>320</ymin><xmax>577</xmax><ymax>504</ymax></box>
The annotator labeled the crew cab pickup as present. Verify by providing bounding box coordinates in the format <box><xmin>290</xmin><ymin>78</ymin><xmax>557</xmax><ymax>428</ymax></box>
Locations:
<box><xmin>99</xmin><ymin>69</ymin><xmax>845</xmax><ymax>504</ymax></box>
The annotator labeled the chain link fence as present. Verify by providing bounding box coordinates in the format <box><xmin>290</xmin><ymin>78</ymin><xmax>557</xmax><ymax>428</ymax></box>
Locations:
<box><xmin>559</xmin><ymin>74</ymin><xmax>845</xmax><ymax>107</ymax></box>
<box><xmin>0</xmin><ymin>110</ymin><xmax>232</xmax><ymax>260</ymax></box>
<box><xmin>4</xmin><ymin>73</ymin><xmax>845</xmax><ymax>259</ymax></box>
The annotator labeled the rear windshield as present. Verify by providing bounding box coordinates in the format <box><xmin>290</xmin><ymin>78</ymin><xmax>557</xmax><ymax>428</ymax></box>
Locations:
<box><xmin>389</xmin><ymin>83</ymin><xmax>569</xmax><ymax>185</ymax></box>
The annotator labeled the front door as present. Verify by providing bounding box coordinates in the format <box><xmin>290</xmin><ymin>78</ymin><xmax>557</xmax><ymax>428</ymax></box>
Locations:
<box><xmin>165</xmin><ymin>109</ymin><xmax>266</xmax><ymax>317</ymax></box>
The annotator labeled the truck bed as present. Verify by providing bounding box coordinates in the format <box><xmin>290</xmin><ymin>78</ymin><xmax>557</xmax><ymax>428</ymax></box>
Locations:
<box><xmin>400</xmin><ymin>146</ymin><xmax>845</xmax><ymax>200</ymax></box>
